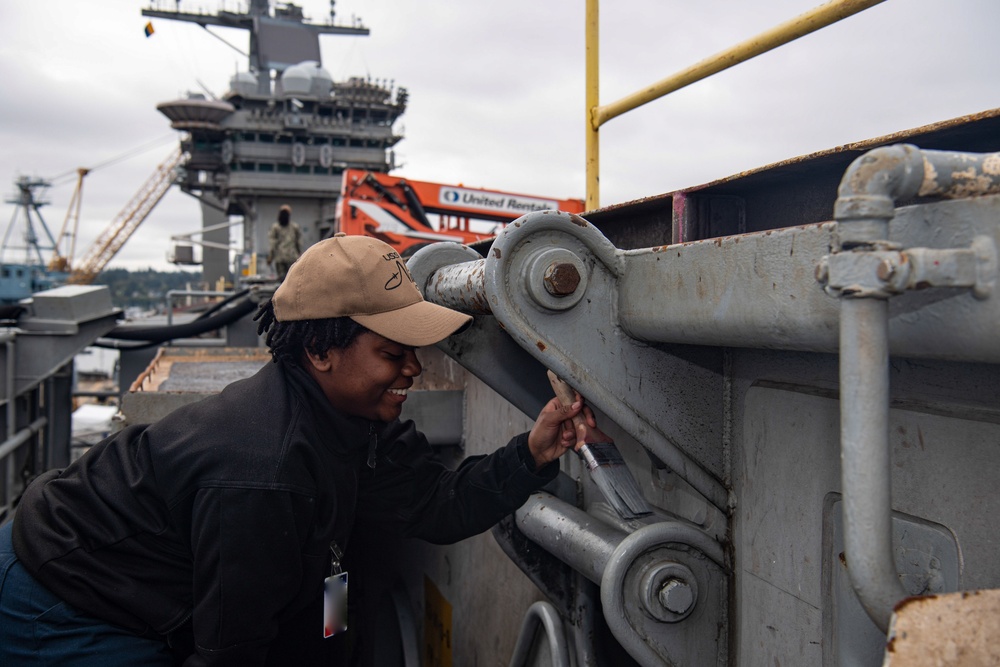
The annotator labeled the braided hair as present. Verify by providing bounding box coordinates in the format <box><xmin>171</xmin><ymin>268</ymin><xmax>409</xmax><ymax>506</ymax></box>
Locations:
<box><xmin>254</xmin><ymin>300</ymin><xmax>367</xmax><ymax>364</ymax></box>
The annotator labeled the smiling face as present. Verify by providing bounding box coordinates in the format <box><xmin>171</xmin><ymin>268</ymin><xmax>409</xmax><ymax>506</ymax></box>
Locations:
<box><xmin>305</xmin><ymin>330</ymin><xmax>422</xmax><ymax>422</ymax></box>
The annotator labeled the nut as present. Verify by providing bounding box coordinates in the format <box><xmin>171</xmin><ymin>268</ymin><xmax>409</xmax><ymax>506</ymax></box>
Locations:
<box><xmin>543</xmin><ymin>262</ymin><xmax>581</xmax><ymax>296</ymax></box>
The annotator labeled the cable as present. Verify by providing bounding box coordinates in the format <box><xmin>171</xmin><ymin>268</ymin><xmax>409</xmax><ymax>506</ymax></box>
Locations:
<box><xmin>99</xmin><ymin>294</ymin><xmax>257</xmax><ymax>344</ymax></box>
<box><xmin>47</xmin><ymin>134</ymin><xmax>178</xmax><ymax>186</ymax></box>
<box><xmin>193</xmin><ymin>289</ymin><xmax>251</xmax><ymax>322</ymax></box>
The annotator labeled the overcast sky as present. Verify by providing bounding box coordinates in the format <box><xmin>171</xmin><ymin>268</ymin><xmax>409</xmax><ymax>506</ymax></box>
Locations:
<box><xmin>1</xmin><ymin>0</ymin><xmax>998</xmax><ymax>272</ymax></box>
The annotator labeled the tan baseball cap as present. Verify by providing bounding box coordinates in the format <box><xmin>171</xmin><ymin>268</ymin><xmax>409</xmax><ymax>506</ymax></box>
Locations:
<box><xmin>272</xmin><ymin>234</ymin><xmax>472</xmax><ymax>347</ymax></box>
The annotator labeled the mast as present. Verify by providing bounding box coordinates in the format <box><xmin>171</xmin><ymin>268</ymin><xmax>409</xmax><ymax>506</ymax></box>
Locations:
<box><xmin>141</xmin><ymin>1</ymin><xmax>370</xmax><ymax>93</ymax></box>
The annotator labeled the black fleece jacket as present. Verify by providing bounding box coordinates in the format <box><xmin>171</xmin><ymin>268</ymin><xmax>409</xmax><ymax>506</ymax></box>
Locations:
<box><xmin>13</xmin><ymin>359</ymin><xmax>556</xmax><ymax>665</ymax></box>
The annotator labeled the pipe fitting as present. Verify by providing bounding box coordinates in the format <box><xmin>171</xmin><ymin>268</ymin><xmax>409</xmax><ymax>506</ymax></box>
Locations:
<box><xmin>834</xmin><ymin>144</ymin><xmax>926</xmax><ymax>247</ymax></box>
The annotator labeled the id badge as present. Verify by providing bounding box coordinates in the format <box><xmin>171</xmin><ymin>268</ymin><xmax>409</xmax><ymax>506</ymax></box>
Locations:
<box><xmin>323</xmin><ymin>572</ymin><xmax>349</xmax><ymax>638</ymax></box>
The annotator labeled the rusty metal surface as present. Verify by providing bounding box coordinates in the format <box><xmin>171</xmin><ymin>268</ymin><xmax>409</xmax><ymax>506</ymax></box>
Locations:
<box><xmin>884</xmin><ymin>590</ymin><xmax>1000</xmax><ymax>666</ymax></box>
<box><xmin>587</xmin><ymin>109</ymin><xmax>1000</xmax><ymax>243</ymax></box>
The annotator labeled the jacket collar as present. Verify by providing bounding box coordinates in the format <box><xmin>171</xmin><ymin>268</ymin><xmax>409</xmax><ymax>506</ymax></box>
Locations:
<box><xmin>279</xmin><ymin>359</ymin><xmax>377</xmax><ymax>455</ymax></box>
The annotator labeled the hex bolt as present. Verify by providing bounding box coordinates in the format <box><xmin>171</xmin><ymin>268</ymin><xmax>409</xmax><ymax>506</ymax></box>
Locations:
<box><xmin>659</xmin><ymin>578</ymin><xmax>695</xmax><ymax>615</ymax></box>
<box><xmin>543</xmin><ymin>262</ymin><xmax>581</xmax><ymax>296</ymax></box>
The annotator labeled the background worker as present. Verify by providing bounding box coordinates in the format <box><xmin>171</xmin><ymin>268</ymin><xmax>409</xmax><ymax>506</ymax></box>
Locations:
<box><xmin>267</xmin><ymin>204</ymin><xmax>302</xmax><ymax>279</ymax></box>
<box><xmin>0</xmin><ymin>233</ymin><xmax>590</xmax><ymax>666</ymax></box>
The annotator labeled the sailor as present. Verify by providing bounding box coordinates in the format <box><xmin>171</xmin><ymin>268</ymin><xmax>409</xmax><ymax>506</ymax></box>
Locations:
<box><xmin>267</xmin><ymin>204</ymin><xmax>303</xmax><ymax>280</ymax></box>
<box><xmin>0</xmin><ymin>233</ymin><xmax>592</xmax><ymax>666</ymax></box>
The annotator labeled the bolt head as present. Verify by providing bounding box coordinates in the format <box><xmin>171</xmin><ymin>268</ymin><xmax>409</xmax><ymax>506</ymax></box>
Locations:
<box><xmin>543</xmin><ymin>262</ymin><xmax>581</xmax><ymax>296</ymax></box>
<box><xmin>659</xmin><ymin>578</ymin><xmax>694</xmax><ymax>614</ymax></box>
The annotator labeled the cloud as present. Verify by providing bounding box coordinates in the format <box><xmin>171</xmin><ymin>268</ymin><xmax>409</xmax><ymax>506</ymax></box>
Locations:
<box><xmin>2</xmin><ymin>0</ymin><xmax>998</xmax><ymax>272</ymax></box>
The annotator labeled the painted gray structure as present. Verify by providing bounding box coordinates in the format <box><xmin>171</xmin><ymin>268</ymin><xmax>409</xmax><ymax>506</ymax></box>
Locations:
<box><xmin>401</xmin><ymin>110</ymin><xmax>1000</xmax><ymax>665</ymax></box>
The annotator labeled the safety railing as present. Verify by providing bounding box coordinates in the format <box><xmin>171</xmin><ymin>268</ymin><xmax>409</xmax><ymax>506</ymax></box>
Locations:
<box><xmin>0</xmin><ymin>331</ymin><xmax>49</xmax><ymax>523</ymax></box>
<box><xmin>585</xmin><ymin>0</ymin><xmax>887</xmax><ymax>209</ymax></box>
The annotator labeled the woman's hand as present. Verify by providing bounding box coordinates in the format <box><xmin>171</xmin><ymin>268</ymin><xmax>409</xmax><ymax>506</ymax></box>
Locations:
<box><xmin>526</xmin><ymin>394</ymin><xmax>598</xmax><ymax>471</ymax></box>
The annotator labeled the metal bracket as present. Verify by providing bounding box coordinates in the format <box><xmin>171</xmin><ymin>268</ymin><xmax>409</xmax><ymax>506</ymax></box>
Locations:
<box><xmin>600</xmin><ymin>521</ymin><xmax>727</xmax><ymax>666</ymax></box>
<box><xmin>410</xmin><ymin>211</ymin><xmax>730</xmax><ymax>515</ymax></box>
<box><xmin>819</xmin><ymin>235</ymin><xmax>997</xmax><ymax>300</ymax></box>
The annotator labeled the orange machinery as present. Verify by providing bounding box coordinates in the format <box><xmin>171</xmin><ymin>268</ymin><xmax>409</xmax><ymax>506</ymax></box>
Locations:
<box><xmin>336</xmin><ymin>169</ymin><xmax>586</xmax><ymax>256</ymax></box>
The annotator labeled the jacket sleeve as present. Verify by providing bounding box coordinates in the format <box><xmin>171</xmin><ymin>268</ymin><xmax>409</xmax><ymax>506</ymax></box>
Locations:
<box><xmin>356</xmin><ymin>421</ymin><xmax>559</xmax><ymax>544</ymax></box>
<box><xmin>182</xmin><ymin>487</ymin><xmax>314</xmax><ymax>667</ymax></box>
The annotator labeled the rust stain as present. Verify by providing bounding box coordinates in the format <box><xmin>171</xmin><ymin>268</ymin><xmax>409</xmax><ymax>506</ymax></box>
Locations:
<box><xmin>893</xmin><ymin>595</ymin><xmax>934</xmax><ymax>614</ymax></box>
<box><xmin>493</xmin><ymin>248</ymin><xmax>502</xmax><ymax>259</ymax></box>
<box><xmin>568</xmin><ymin>213</ymin><xmax>589</xmax><ymax>227</ymax></box>
<box><xmin>536</xmin><ymin>341</ymin><xmax>546</xmax><ymax>351</ymax></box>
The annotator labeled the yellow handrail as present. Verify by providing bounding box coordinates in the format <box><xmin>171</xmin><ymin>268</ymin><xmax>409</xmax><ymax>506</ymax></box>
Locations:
<box><xmin>585</xmin><ymin>0</ymin><xmax>888</xmax><ymax>210</ymax></box>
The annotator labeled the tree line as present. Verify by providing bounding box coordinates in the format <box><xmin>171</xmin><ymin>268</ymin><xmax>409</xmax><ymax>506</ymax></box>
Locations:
<box><xmin>97</xmin><ymin>268</ymin><xmax>203</xmax><ymax>311</ymax></box>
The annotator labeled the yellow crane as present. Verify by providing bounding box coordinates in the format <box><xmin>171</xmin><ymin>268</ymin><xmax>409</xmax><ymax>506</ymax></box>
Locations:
<box><xmin>48</xmin><ymin>168</ymin><xmax>89</xmax><ymax>274</ymax></box>
<box><xmin>60</xmin><ymin>147</ymin><xmax>182</xmax><ymax>285</ymax></box>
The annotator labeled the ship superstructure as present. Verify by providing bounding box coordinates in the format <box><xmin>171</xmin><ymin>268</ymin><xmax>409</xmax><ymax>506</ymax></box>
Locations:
<box><xmin>145</xmin><ymin>0</ymin><xmax>406</xmax><ymax>284</ymax></box>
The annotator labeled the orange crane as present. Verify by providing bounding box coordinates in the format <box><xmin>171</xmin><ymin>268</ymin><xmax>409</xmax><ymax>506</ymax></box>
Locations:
<box><xmin>64</xmin><ymin>147</ymin><xmax>182</xmax><ymax>284</ymax></box>
<box><xmin>336</xmin><ymin>169</ymin><xmax>586</xmax><ymax>257</ymax></box>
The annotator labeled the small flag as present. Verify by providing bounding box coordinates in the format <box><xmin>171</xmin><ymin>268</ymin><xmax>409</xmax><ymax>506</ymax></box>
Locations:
<box><xmin>144</xmin><ymin>21</ymin><xmax>155</xmax><ymax>38</ymax></box>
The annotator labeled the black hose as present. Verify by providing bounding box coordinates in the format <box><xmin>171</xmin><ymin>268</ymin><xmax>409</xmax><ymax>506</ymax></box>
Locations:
<box><xmin>102</xmin><ymin>294</ymin><xmax>257</xmax><ymax>343</ymax></box>
<box><xmin>193</xmin><ymin>288</ymin><xmax>251</xmax><ymax>321</ymax></box>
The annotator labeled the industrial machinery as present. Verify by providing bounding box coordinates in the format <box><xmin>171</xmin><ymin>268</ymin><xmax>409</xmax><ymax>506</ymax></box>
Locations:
<box><xmin>336</xmin><ymin>169</ymin><xmax>586</xmax><ymax>257</ymax></box>
<box><xmin>408</xmin><ymin>114</ymin><xmax>1000</xmax><ymax>667</ymax></box>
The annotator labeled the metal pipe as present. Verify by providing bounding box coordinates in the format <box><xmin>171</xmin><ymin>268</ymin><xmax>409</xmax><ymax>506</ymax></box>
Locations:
<box><xmin>515</xmin><ymin>492</ymin><xmax>628</xmax><ymax>585</ymax></box>
<box><xmin>0</xmin><ymin>417</ymin><xmax>49</xmax><ymax>462</ymax></box>
<box><xmin>833</xmin><ymin>145</ymin><xmax>920</xmax><ymax>631</ymax></box>
<box><xmin>594</xmin><ymin>0</ymin><xmax>886</xmax><ymax>129</ymax></box>
<box><xmin>508</xmin><ymin>600</ymin><xmax>571</xmax><ymax>667</ymax></box>
<box><xmin>839</xmin><ymin>297</ymin><xmax>903</xmax><ymax>632</ymax></box>
<box><xmin>828</xmin><ymin>144</ymin><xmax>1000</xmax><ymax>631</ymax></box>
<box><xmin>0</xmin><ymin>417</ymin><xmax>49</xmax><ymax>510</ymax></box>
<box><xmin>421</xmin><ymin>259</ymin><xmax>492</xmax><ymax>314</ymax></box>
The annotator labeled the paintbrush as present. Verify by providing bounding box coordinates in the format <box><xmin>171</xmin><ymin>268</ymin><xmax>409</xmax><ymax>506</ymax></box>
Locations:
<box><xmin>546</xmin><ymin>370</ymin><xmax>652</xmax><ymax>519</ymax></box>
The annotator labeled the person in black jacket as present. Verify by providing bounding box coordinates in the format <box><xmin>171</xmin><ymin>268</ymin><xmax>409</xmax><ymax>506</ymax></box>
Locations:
<box><xmin>0</xmin><ymin>233</ymin><xmax>590</xmax><ymax>666</ymax></box>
